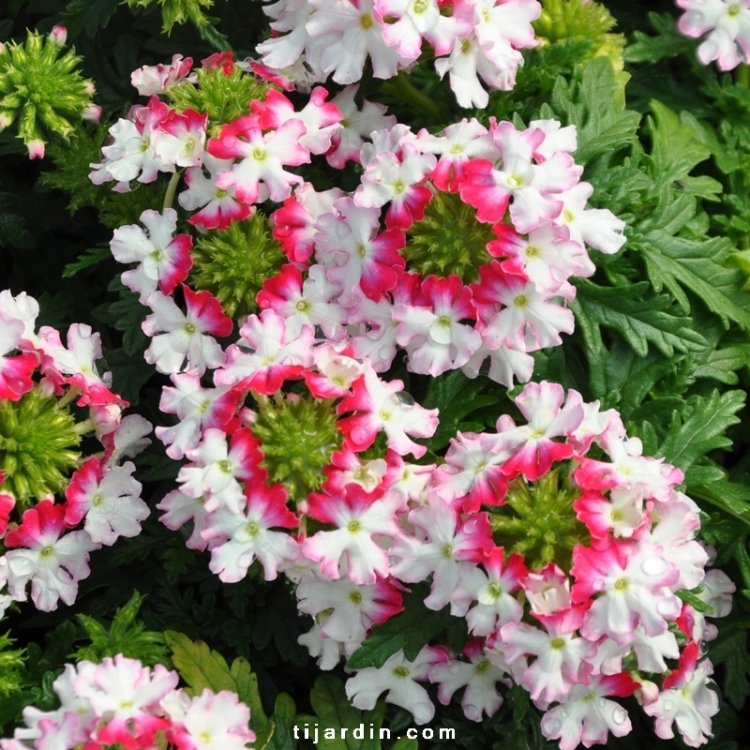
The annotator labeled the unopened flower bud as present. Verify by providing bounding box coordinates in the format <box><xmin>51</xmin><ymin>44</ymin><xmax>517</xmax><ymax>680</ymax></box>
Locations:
<box><xmin>48</xmin><ymin>25</ymin><xmax>68</xmax><ymax>45</ymax></box>
<box><xmin>26</xmin><ymin>138</ymin><xmax>45</xmax><ymax>159</ymax></box>
<box><xmin>82</xmin><ymin>102</ymin><xmax>102</xmax><ymax>122</ymax></box>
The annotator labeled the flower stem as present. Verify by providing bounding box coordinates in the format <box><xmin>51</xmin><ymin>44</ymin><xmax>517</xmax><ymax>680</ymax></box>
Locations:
<box><xmin>385</xmin><ymin>72</ymin><xmax>442</xmax><ymax>119</ymax></box>
<box><xmin>738</xmin><ymin>63</ymin><xmax>750</xmax><ymax>88</ymax></box>
<box><xmin>163</xmin><ymin>170</ymin><xmax>182</xmax><ymax>212</ymax></box>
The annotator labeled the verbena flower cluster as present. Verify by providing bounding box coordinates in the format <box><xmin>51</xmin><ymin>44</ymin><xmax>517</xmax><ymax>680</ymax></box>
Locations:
<box><xmin>0</xmin><ymin>290</ymin><xmax>152</xmax><ymax>615</ymax></box>
<box><xmin>255</xmin><ymin>0</ymin><xmax>542</xmax><ymax>107</ymax></box>
<box><xmin>156</xmin><ymin>359</ymin><xmax>734</xmax><ymax>747</ymax></box>
<box><xmin>0</xmin><ymin>655</ymin><xmax>255</xmax><ymax>750</ymax></box>
<box><xmin>80</xmin><ymin>41</ymin><xmax>730</xmax><ymax>750</ymax></box>
<box><xmin>98</xmin><ymin>52</ymin><xmax>625</xmax><ymax>389</ymax></box>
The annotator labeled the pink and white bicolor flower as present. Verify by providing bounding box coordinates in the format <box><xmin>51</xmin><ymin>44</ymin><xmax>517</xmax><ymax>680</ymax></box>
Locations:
<box><xmin>429</xmin><ymin>639</ymin><xmax>509</xmax><ymax>722</ymax></box>
<box><xmin>460</xmin><ymin>120</ymin><xmax>581</xmax><ymax>232</ymax></box>
<box><xmin>337</xmin><ymin>365</ymin><xmax>439</xmax><ymax>458</ymax></box>
<box><xmin>178</xmin><ymin>427</ymin><xmax>265</xmax><ymax>514</ymax></box>
<box><xmin>295</xmin><ymin>571</ymin><xmax>403</xmax><ymax>647</ymax></box>
<box><xmin>73</xmin><ymin>655</ymin><xmax>178</xmax><ymax>750</ymax></box>
<box><xmin>214</xmin><ymin>309</ymin><xmax>315</xmax><ymax>394</ymax></box>
<box><xmin>498</xmin><ymin>380</ymin><xmax>584</xmax><ymax>481</ymax></box>
<box><xmin>466</xmin><ymin>547</ymin><xmax>527</xmax><ymax>636</ymax></box>
<box><xmin>540</xmin><ymin>672</ymin><xmax>639</xmax><ymax>750</ymax></box>
<box><xmin>110</xmin><ymin>208</ymin><xmax>193</xmax><ymax>302</ymax></box>
<box><xmin>179</xmin><ymin>153</ymin><xmax>251</xmax><ymax>231</ymax></box>
<box><xmin>345</xmin><ymin>647</ymin><xmax>442</xmax><ymax>725</ymax></box>
<box><xmin>64</xmin><ymin>457</ymin><xmax>149</xmax><ymax>545</ymax></box>
<box><xmin>393</xmin><ymin>274</ymin><xmax>482</xmax><ymax>377</ymax></box>
<box><xmin>314</xmin><ymin>197</ymin><xmax>406</xmax><ymax>304</ymax></box>
<box><xmin>203</xmin><ymin>482</ymin><xmax>299</xmax><ymax>582</ymax></box>
<box><xmin>156</xmin><ymin>372</ymin><xmax>241</xmax><ymax>460</ymax></box>
<box><xmin>303</xmin><ymin>484</ymin><xmax>405</xmax><ymax>584</ymax></box>
<box><xmin>0</xmin><ymin>312</ymin><xmax>36</xmax><ymax>401</ymax></box>
<box><xmin>676</xmin><ymin>0</ymin><xmax>750</xmax><ymax>70</ymax></box>
<box><xmin>3</xmin><ymin>500</ymin><xmax>100</xmax><ymax>612</ymax></box>
<box><xmin>571</xmin><ymin>537</ymin><xmax>681</xmax><ymax>645</ymax></box>
<box><xmin>142</xmin><ymin>286</ymin><xmax>232</xmax><ymax>376</ymax></box>
<box><xmin>389</xmin><ymin>496</ymin><xmax>494</xmax><ymax>615</ymax></box>
<box><xmin>208</xmin><ymin>115</ymin><xmax>310</xmax><ymax>205</ymax></box>
<box><xmin>500</xmin><ymin>604</ymin><xmax>597</xmax><ymax>706</ymax></box>
<box><xmin>38</xmin><ymin>323</ymin><xmax>123</xmax><ymax>407</ymax></box>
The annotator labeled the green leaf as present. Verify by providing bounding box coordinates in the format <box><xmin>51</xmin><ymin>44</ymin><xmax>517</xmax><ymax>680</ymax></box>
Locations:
<box><xmin>390</xmin><ymin>740</ymin><xmax>418</xmax><ymax>750</ymax></box>
<box><xmin>165</xmin><ymin>630</ymin><xmax>266</xmax><ymax>723</ymax></box>
<box><xmin>644</xmin><ymin>101</ymin><xmax>713</xmax><ymax>194</ymax></box>
<box><xmin>572</xmin><ymin>278</ymin><xmax>707</xmax><ymax>358</ymax></box>
<box><xmin>692</xmin><ymin>480</ymin><xmax>750</xmax><ymax>527</ymax></box>
<box><xmin>302</xmin><ymin>674</ymin><xmax>387</xmax><ymax>750</ymax></box>
<box><xmin>624</xmin><ymin>12</ymin><xmax>698</xmax><ymax>64</ymax></box>
<box><xmin>675</xmin><ymin>588</ymin><xmax>714</xmax><ymax>615</ymax></box>
<box><xmin>106</xmin><ymin>286</ymin><xmax>150</xmax><ymax>357</ymax></box>
<box><xmin>265</xmin><ymin>693</ymin><xmax>298</xmax><ymax>750</ymax></box>
<box><xmin>0</xmin><ymin>209</ymin><xmax>35</xmax><ymax>250</ymax></box>
<box><xmin>62</xmin><ymin>246</ymin><xmax>112</xmax><ymax>278</ymax></box>
<box><xmin>347</xmin><ymin>583</ymin><xmax>451</xmax><ymax>669</ymax></box>
<box><xmin>692</xmin><ymin>344</ymin><xmax>750</xmax><ymax>385</ymax></box>
<box><xmin>165</xmin><ymin>631</ymin><xmax>235</xmax><ymax>695</ymax></box>
<box><xmin>72</xmin><ymin>592</ymin><xmax>169</xmax><ymax>667</ymax></box>
<box><xmin>633</xmin><ymin>230</ymin><xmax>750</xmax><ymax>329</ymax></box>
<box><xmin>709</xmin><ymin>624</ymin><xmax>750</xmax><ymax>710</ymax></box>
<box><xmin>63</xmin><ymin>0</ymin><xmax>119</xmax><ymax>36</ymax></box>
<box><xmin>420</xmin><ymin>370</ymin><xmax>503</xmax><ymax>451</ymax></box>
<box><xmin>659</xmin><ymin>390</ymin><xmax>745</xmax><ymax>477</ymax></box>
<box><xmin>603</xmin><ymin>341</ymin><xmax>677</xmax><ymax>417</ymax></box>
<box><xmin>549</xmin><ymin>56</ymin><xmax>641</xmax><ymax>166</ymax></box>
<box><xmin>102</xmin><ymin>347</ymin><xmax>153</xmax><ymax>406</ymax></box>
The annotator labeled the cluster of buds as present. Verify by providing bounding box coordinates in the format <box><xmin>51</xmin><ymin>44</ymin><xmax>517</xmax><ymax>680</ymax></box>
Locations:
<box><xmin>676</xmin><ymin>0</ymin><xmax>750</xmax><ymax>70</ymax></box>
<box><xmin>0</xmin><ymin>290</ymin><xmax>152</xmax><ymax>614</ymax></box>
<box><xmin>0</xmin><ymin>26</ymin><xmax>100</xmax><ymax>158</ymax></box>
<box><xmin>285</xmin><ymin>380</ymin><xmax>733</xmax><ymax>749</ymax></box>
<box><xmin>256</xmin><ymin>0</ymin><xmax>542</xmax><ymax>107</ymax></box>
<box><xmin>0</xmin><ymin>655</ymin><xmax>254</xmax><ymax>750</ymax></box>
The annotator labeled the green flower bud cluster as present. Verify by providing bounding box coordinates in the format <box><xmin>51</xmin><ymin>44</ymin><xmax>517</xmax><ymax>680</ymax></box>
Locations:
<box><xmin>190</xmin><ymin>213</ymin><xmax>286</xmax><ymax>318</ymax></box>
<box><xmin>166</xmin><ymin>65</ymin><xmax>271</xmax><ymax>137</ymax></box>
<box><xmin>0</xmin><ymin>28</ymin><xmax>98</xmax><ymax>158</ymax></box>
<box><xmin>252</xmin><ymin>392</ymin><xmax>343</xmax><ymax>505</ymax></box>
<box><xmin>489</xmin><ymin>468</ymin><xmax>585</xmax><ymax>571</ymax></box>
<box><xmin>124</xmin><ymin>0</ymin><xmax>216</xmax><ymax>35</ymax></box>
<box><xmin>534</xmin><ymin>0</ymin><xmax>627</xmax><ymax>86</ymax></box>
<box><xmin>0</xmin><ymin>387</ymin><xmax>82</xmax><ymax>511</ymax></box>
<box><xmin>72</xmin><ymin>592</ymin><xmax>170</xmax><ymax>667</ymax></box>
<box><xmin>0</xmin><ymin>628</ymin><xmax>25</xmax><ymax>699</ymax></box>
<box><xmin>404</xmin><ymin>189</ymin><xmax>495</xmax><ymax>283</ymax></box>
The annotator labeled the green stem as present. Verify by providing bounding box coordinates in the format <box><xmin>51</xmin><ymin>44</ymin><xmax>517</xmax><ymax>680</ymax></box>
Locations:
<box><xmin>738</xmin><ymin>63</ymin><xmax>750</xmax><ymax>88</ymax></box>
<box><xmin>386</xmin><ymin>72</ymin><xmax>442</xmax><ymax>120</ymax></box>
<box><xmin>163</xmin><ymin>170</ymin><xmax>182</xmax><ymax>212</ymax></box>
<box><xmin>57</xmin><ymin>386</ymin><xmax>81</xmax><ymax>409</ymax></box>
<box><xmin>73</xmin><ymin>418</ymin><xmax>95</xmax><ymax>435</ymax></box>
